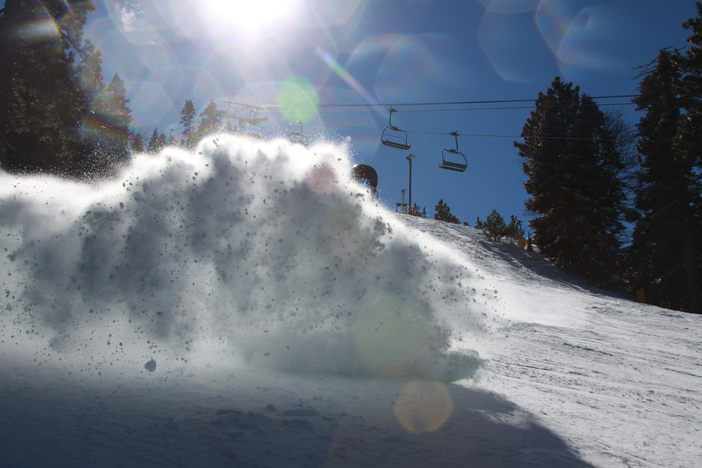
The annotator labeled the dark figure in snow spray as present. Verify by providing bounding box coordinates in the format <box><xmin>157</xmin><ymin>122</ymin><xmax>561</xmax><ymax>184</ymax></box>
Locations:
<box><xmin>351</xmin><ymin>164</ymin><xmax>378</xmax><ymax>197</ymax></box>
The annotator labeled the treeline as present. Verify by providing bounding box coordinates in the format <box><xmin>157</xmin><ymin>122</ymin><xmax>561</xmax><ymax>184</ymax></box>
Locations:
<box><xmin>412</xmin><ymin>199</ymin><xmax>526</xmax><ymax>244</ymax></box>
<box><xmin>0</xmin><ymin>1</ymin><xmax>227</xmax><ymax>178</ymax></box>
<box><xmin>136</xmin><ymin>99</ymin><xmax>228</xmax><ymax>153</ymax></box>
<box><xmin>420</xmin><ymin>5</ymin><xmax>702</xmax><ymax>313</ymax></box>
<box><xmin>515</xmin><ymin>7</ymin><xmax>702</xmax><ymax>313</ymax></box>
<box><xmin>0</xmin><ymin>0</ymin><xmax>132</xmax><ymax>178</ymax></box>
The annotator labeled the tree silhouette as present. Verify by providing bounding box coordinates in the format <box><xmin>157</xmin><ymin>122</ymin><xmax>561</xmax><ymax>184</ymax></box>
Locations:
<box><xmin>483</xmin><ymin>210</ymin><xmax>506</xmax><ymax>242</ymax></box>
<box><xmin>0</xmin><ymin>0</ymin><xmax>97</xmax><ymax>175</ymax></box>
<box><xmin>434</xmin><ymin>199</ymin><xmax>460</xmax><ymax>224</ymax></box>
<box><xmin>516</xmin><ymin>77</ymin><xmax>627</xmax><ymax>287</ymax></box>
<box><xmin>196</xmin><ymin>99</ymin><xmax>225</xmax><ymax>139</ymax></box>
<box><xmin>630</xmin><ymin>49</ymin><xmax>701</xmax><ymax>313</ymax></box>
<box><xmin>180</xmin><ymin>99</ymin><xmax>196</xmax><ymax>147</ymax></box>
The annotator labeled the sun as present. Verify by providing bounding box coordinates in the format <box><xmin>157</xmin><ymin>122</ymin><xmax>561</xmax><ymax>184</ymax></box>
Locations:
<box><xmin>201</xmin><ymin>0</ymin><xmax>301</xmax><ymax>35</ymax></box>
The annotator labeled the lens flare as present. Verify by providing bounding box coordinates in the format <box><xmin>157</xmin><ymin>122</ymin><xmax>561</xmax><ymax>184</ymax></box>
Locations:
<box><xmin>535</xmin><ymin>0</ymin><xmax>573</xmax><ymax>58</ymax></box>
<box><xmin>316</xmin><ymin>47</ymin><xmax>379</xmax><ymax>111</ymax></box>
<box><xmin>393</xmin><ymin>381</ymin><xmax>454</xmax><ymax>433</ymax></box>
<box><xmin>21</xmin><ymin>18</ymin><xmax>60</xmax><ymax>42</ymax></box>
<box><xmin>80</xmin><ymin>111</ymin><xmax>126</xmax><ymax>142</ymax></box>
<box><xmin>305</xmin><ymin>164</ymin><xmax>339</xmax><ymax>195</ymax></box>
<box><xmin>373</xmin><ymin>36</ymin><xmax>450</xmax><ymax>102</ymax></box>
<box><xmin>277</xmin><ymin>77</ymin><xmax>319</xmax><ymax>123</ymax></box>
<box><xmin>124</xmin><ymin>81</ymin><xmax>176</xmax><ymax>128</ymax></box>
<box><xmin>478</xmin><ymin>11</ymin><xmax>557</xmax><ymax>82</ymax></box>
<box><xmin>352</xmin><ymin>295</ymin><xmax>438</xmax><ymax>377</ymax></box>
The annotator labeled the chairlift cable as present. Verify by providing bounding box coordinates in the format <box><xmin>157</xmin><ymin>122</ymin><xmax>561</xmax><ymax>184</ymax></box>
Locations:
<box><xmin>376</xmin><ymin>102</ymin><xmax>636</xmax><ymax>113</ymax></box>
<box><xmin>248</xmin><ymin>94</ymin><xmax>639</xmax><ymax>110</ymax></box>
<box><xmin>329</xmin><ymin>124</ymin><xmax>628</xmax><ymax>142</ymax></box>
<box><xmin>248</xmin><ymin>102</ymin><xmax>635</xmax><ymax>115</ymax></box>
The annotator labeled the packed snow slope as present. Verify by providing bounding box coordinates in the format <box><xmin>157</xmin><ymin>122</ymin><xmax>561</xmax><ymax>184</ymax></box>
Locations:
<box><xmin>0</xmin><ymin>134</ymin><xmax>700</xmax><ymax>467</ymax></box>
<box><xmin>404</xmin><ymin>216</ymin><xmax>702</xmax><ymax>468</ymax></box>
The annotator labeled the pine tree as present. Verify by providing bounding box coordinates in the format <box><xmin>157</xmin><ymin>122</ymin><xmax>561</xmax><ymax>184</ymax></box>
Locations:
<box><xmin>147</xmin><ymin>128</ymin><xmax>164</xmax><ymax>153</ymax></box>
<box><xmin>515</xmin><ymin>77</ymin><xmax>627</xmax><ymax>287</ymax></box>
<box><xmin>0</xmin><ymin>0</ymin><xmax>96</xmax><ymax>175</ymax></box>
<box><xmin>180</xmin><ymin>100</ymin><xmax>196</xmax><ymax>147</ymax></box>
<box><xmin>677</xmin><ymin>4</ymin><xmax>702</xmax><ymax>313</ymax></box>
<box><xmin>474</xmin><ymin>217</ymin><xmax>484</xmax><ymax>230</ymax></box>
<box><xmin>680</xmin><ymin>2</ymin><xmax>702</xmax><ymax>176</ymax></box>
<box><xmin>79</xmin><ymin>73</ymin><xmax>133</xmax><ymax>176</ymax></box>
<box><xmin>483</xmin><ymin>210</ymin><xmax>506</xmax><ymax>242</ymax></box>
<box><xmin>98</xmin><ymin>74</ymin><xmax>132</xmax><ymax>155</ymax></box>
<box><xmin>503</xmin><ymin>215</ymin><xmax>525</xmax><ymax>240</ymax></box>
<box><xmin>196</xmin><ymin>99</ymin><xmax>225</xmax><ymax>139</ymax></box>
<box><xmin>77</xmin><ymin>39</ymin><xmax>104</xmax><ymax>104</ymax></box>
<box><xmin>631</xmin><ymin>49</ymin><xmax>701</xmax><ymax>313</ymax></box>
<box><xmin>434</xmin><ymin>199</ymin><xmax>460</xmax><ymax>224</ymax></box>
<box><xmin>408</xmin><ymin>203</ymin><xmax>427</xmax><ymax>218</ymax></box>
<box><xmin>131</xmin><ymin>132</ymin><xmax>144</xmax><ymax>153</ymax></box>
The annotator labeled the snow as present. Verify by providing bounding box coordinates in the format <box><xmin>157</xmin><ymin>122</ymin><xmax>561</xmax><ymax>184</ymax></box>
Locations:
<box><xmin>407</xmin><ymin>217</ymin><xmax>702</xmax><ymax>467</ymax></box>
<box><xmin>1</xmin><ymin>135</ymin><xmax>700</xmax><ymax>467</ymax></box>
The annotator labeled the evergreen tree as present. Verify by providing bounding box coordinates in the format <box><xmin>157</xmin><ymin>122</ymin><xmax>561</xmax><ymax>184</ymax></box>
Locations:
<box><xmin>196</xmin><ymin>99</ymin><xmax>225</xmax><ymax>139</ymax></box>
<box><xmin>77</xmin><ymin>39</ymin><xmax>104</xmax><ymax>104</ymax></box>
<box><xmin>483</xmin><ymin>210</ymin><xmax>506</xmax><ymax>242</ymax></box>
<box><xmin>434</xmin><ymin>199</ymin><xmax>460</xmax><ymax>224</ymax></box>
<box><xmin>131</xmin><ymin>132</ymin><xmax>144</xmax><ymax>153</ymax></box>
<box><xmin>0</xmin><ymin>0</ymin><xmax>96</xmax><ymax>175</ymax></box>
<box><xmin>679</xmin><ymin>2</ymin><xmax>702</xmax><ymax>175</ymax></box>
<box><xmin>98</xmin><ymin>74</ymin><xmax>132</xmax><ymax>154</ymax></box>
<box><xmin>147</xmin><ymin>128</ymin><xmax>166</xmax><ymax>153</ymax></box>
<box><xmin>80</xmin><ymin>73</ymin><xmax>133</xmax><ymax>176</ymax></box>
<box><xmin>515</xmin><ymin>77</ymin><xmax>627</xmax><ymax>287</ymax></box>
<box><xmin>677</xmin><ymin>3</ymin><xmax>702</xmax><ymax>313</ymax></box>
<box><xmin>630</xmin><ymin>49</ymin><xmax>701</xmax><ymax>313</ymax></box>
<box><xmin>474</xmin><ymin>217</ymin><xmax>484</xmax><ymax>230</ymax></box>
<box><xmin>408</xmin><ymin>203</ymin><xmax>427</xmax><ymax>218</ymax></box>
<box><xmin>180</xmin><ymin>99</ymin><xmax>196</xmax><ymax>147</ymax></box>
<box><xmin>503</xmin><ymin>215</ymin><xmax>525</xmax><ymax>240</ymax></box>
<box><xmin>73</xmin><ymin>37</ymin><xmax>115</xmax><ymax>177</ymax></box>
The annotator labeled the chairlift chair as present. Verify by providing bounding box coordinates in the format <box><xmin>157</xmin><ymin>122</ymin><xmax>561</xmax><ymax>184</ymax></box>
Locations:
<box><xmin>440</xmin><ymin>131</ymin><xmax>467</xmax><ymax>172</ymax></box>
<box><xmin>289</xmin><ymin>121</ymin><xmax>308</xmax><ymax>146</ymax></box>
<box><xmin>381</xmin><ymin>108</ymin><xmax>411</xmax><ymax>150</ymax></box>
<box><xmin>225</xmin><ymin>101</ymin><xmax>268</xmax><ymax>139</ymax></box>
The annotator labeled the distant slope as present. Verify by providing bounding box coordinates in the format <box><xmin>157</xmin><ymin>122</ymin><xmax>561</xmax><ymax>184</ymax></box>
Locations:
<box><xmin>403</xmin><ymin>215</ymin><xmax>609</xmax><ymax>292</ymax></box>
<box><xmin>400</xmin><ymin>215</ymin><xmax>702</xmax><ymax>468</ymax></box>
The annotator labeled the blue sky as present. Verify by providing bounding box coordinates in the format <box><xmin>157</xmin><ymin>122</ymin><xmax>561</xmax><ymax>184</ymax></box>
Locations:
<box><xmin>86</xmin><ymin>0</ymin><xmax>699</xmax><ymax>227</ymax></box>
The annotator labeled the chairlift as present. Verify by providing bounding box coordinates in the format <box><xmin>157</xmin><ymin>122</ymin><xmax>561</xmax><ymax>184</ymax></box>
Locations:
<box><xmin>288</xmin><ymin>121</ymin><xmax>308</xmax><ymax>146</ymax></box>
<box><xmin>440</xmin><ymin>131</ymin><xmax>467</xmax><ymax>172</ymax></box>
<box><xmin>224</xmin><ymin>101</ymin><xmax>268</xmax><ymax>139</ymax></box>
<box><xmin>381</xmin><ymin>108</ymin><xmax>411</xmax><ymax>150</ymax></box>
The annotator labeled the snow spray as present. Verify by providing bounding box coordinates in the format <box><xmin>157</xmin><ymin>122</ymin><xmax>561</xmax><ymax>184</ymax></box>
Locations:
<box><xmin>0</xmin><ymin>134</ymin><xmax>485</xmax><ymax>380</ymax></box>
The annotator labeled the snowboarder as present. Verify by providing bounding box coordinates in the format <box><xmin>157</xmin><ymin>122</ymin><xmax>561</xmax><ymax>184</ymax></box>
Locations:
<box><xmin>351</xmin><ymin>164</ymin><xmax>378</xmax><ymax>196</ymax></box>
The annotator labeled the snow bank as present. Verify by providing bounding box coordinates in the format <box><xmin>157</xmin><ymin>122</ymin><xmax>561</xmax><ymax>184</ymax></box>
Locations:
<box><xmin>0</xmin><ymin>134</ymin><xmax>486</xmax><ymax>380</ymax></box>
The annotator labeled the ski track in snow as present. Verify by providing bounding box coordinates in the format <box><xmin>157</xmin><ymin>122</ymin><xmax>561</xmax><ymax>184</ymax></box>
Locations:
<box><xmin>406</xmin><ymin>216</ymin><xmax>702</xmax><ymax>468</ymax></box>
<box><xmin>0</xmin><ymin>134</ymin><xmax>700</xmax><ymax>467</ymax></box>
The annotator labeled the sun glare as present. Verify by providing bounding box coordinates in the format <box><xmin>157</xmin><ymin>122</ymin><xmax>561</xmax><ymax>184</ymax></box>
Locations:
<box><xmin>202</xmin><ymin>0</ymin><xmax>301</xmax><ymax>35</ymax></box>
